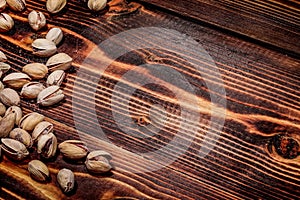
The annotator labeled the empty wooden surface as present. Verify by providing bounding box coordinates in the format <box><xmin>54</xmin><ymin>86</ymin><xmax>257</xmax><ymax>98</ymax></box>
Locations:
<box><xmin>0</xmin><ymin>0</ymin><xmax>300</xmax><ymax>199</ymax></box>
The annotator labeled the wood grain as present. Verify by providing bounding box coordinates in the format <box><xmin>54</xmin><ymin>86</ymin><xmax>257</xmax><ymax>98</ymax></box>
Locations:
<box><xmin>0</xmin><ymin>0</ymin><xmax>300</xmax><ymax>199</ymax></box>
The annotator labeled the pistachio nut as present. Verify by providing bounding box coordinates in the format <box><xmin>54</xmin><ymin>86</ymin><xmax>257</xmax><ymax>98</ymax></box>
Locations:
<box><xmin>0</xmin><ymin>88</ymin><xmax>20</xmax><ymax>106</ymax></box>
<box><xmin>0</xmin><ymin>112</ymin><xmax>15</xmax><ymax>138</ymax></box>
<box><xmin>57</xmin><ymin>168</ymin><xmax>75</xmax><ymax>193</ymax></box>
<box><xmin>9</xmin><ymin>128</ymin><xmax>33</xmax><ymax>148</ymax></box>
<box><xmin>0</xmin><ymin>50</ymin><xmax>7</xmax><ymax>62</ymax></box>
<box><xmin>32</xmin><ymin>38</ymin><xmax>57</xmax><ymax>57</ymax></box>
<box><xmin>3</xmin><ymin>72</ymin><xmax>31</xmax><ymax>89</ymax></box>
<box><xmin>0</xmin><ymin>0</ymin><xmax>7</xmax><ymax>12</ymax></box>
<box><xmin>28</xmin><ymin>10</ymin><xmax>46</xmax><ymax>31</ymax></box>
<box><xmin>6</xmin><ymin>0</ymin><xmax>26</xmax><ymax>12</ymax></box>
<box><xmin>88</xmin><ymin>0</ymin><xmax>107</xmax><ymax>12</ymax></box>
<box><xmin>37</xmin><ymin>132</ymin><xmax>57</xmax><ymax>159</ymax></box>
<box><xmin>85</xmin><ymin>150</ymin><xmax>112</xmax><ymax>173</ymax></box>
<box><xmin>46</xmin><ymin>53</ymin><xmax>72</xmax><ymax>71</ymax></box>
<box><xmin>0</xmin><ymin>102</ymin><xmax>5</xmax><ymax>116</ymax></box>
<box><xmin>46</xmin><ymin>70</ymin><xmax>65</xmax><ymax>87</ymax></box>
<box><xmin>19</xmin><ymin>112</ymin><xmax>45</xmax><ymax>131</ymax></box>
<box><xmin>21</xmin><ymin>82</ymin><xmax>45</xmax><ymax>99</ymax></box>
<box><xmin>5</xmin><ymin>106</ymin><xmax>22</xmax><ymax>125</ymax></box>
<box><xmin>23</xmin><ymin>63</ymin><xmax>48</xmax><ymax>80</ymax></box>
<box><xmin>1</xmin><ymin>138</ymin><xmax>29</xmax><ymax>160</ymax></box>
<box><xmin>37</xmin><ymin>86</ymin><xmax>64</xmax><ymax>107</ymax></box>
<box><xmin>32</xmin><ymin>121</ymin><xmax>53</xmax><ymax>142</ymax></box>
<box><xmin>58</xmin><ymin>140</ymin><xmax>89</xmax><ymax>160</ymax></box>
<box><xmin>28</xmin><ymin>160</ymin><xmax>50</xmax><ymax>182</ymax></box>
<box><xmin>0</xmin><ymin>13</ymin><xmax>14</xmax><ymax>32</ymax></box>
<box><xmin>0</xmin><ymin>62</ymin><xmax>10</xmax><ymax>73</ymax></box>
<box><xmin>46</xmin><ymin>27</ymin><xmax>63</xmax><ymax>45</ymax></box>
<box><xmin>46</xmin><ymin>0</ymin><xmax>66</xmax><ymax>14</ymax></box>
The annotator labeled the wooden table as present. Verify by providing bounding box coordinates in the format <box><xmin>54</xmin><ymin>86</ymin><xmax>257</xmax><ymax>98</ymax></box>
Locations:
<box><xmin>1</xmin><ymin>0</ymin><xmax>300</xmax><ymax>199</ymax></box>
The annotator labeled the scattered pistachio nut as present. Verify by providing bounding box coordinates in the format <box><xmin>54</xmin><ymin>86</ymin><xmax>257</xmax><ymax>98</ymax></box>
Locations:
<box><xmin>32</xmin><ymin>121</ymin><xmax>53</xmax><ymax>142</ymax></box>
<box><xmin>3</xmin><ymin>72</ymin><xmax>31</xmax><ymax>89</ymax></box>
<box><xmin>46</xmin><ymin>70</ymin><xmax>65</xmax><ymax>87</ymax></box>
<box><xmin>28</xmin><ymin>10</ymin><xmax>46</xmax><ymax>31</ymax></box>
<box><xmin>88</xmin><ymin>0</ymin><xmax>107</xmax><ymax>12</ymax></box>
<box><xmin>58</xmin><ymin>140</ymin><xmax>89</xmax><ymax>160</ymax></box>
<box><xmin>0</xmin><ymin>112</ymin><xmax>16</xmax><ymax>138</ymax></box>
<box><xmin>37</xmin><ymin>132</ymin><xmax>57</xmax><ymax>159</ymax></box>
<box><xmin>28</xmin><ymin>160</ymin><xmax>50</xmax><ymax>182</ymax></box>
<box><xmin>0</xmin><ymin>62</ymin><xmax>10</xmax><ymax>73</ymax></box>
<box><xmin>19</xmin><ymin>112</ymin><xmax>45</xmax><ymax>131</ymax></box>
<box><xmin>0</xmin><ymin>51</ymin><xmax>7</xmax><ymax>62</ymax></box>
<box><xmin>0</xmin><ymin>88</ymin><xmax>20</xmax><ymax>106</ymax></box>
<box><xmin>1</xmin><ymin>138</ymin><xmax>29</xmax><ymax>160</ymax></box>
<box><xmin>46</xmin><ymin>0</ymin><xmax>66</xmax><ymax>14</ymax></box>
<box><xmin>9</xmin><ymin>128</ymin><xmax>33</xmax><ymax>148</ymax></box>
<box><xmin>46</xmin><ymin>27</ymin><xmax>63</xmax><ymax>45</ymax></box>
<box><xmin>21</xmin><ymin>82</ymin><xmax>45</xmax><ymax>99</ymax></box>
<box><xmin>0</xmin><ymin>0</ymin><xmax>7</xmax><ymax>12</ymax></box>
<box><xmin>0</xmin><ymin>102</ymin><xmax>5</xmax><ymax>116</ymax></box>
<box><xmin>46</xmin><ymin>53</ymin><xmax>72</xmax><ymax>71</ymax></box>
<box><xmin>5</xmin><ymin>105</ymin><xmax>22</xmax><ymax>125</ymax></box>
<box><xmin>0</xmin><ymin>13</ymin><xmax>14</xmax><ymax>32</ymax></box>
<box><xmin>37</xmin><ymin>85</ymin><xmax>64</xmax><ymax>107</ymax></box>
<box><xmin>32</xmin><ymin>38</ymin><xmax>57</xmax><ymax>57</ymax></box>
<box><xmin>6</xmin><ymin>0</ymin><xmax>26</xmax><ymax>12</ymax></box>
<box><xmin>23</xmin><ymin>63</ymin><xmax>48</xmax><ymax>80</ymax></box>
<box><xmin>85</xmin><ymin>150</ymin><xmax>112</xmax><ymax>174</ymax></box>
<box><xmin>57</xmin><ymin>168</ymin><xmax>75</xmax><ymax>193</ymax></box>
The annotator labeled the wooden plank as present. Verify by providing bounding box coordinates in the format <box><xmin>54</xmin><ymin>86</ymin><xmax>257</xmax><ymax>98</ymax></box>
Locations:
<box><xmin>0</xmin><ymin>0</ymin><xmax>300</xmax><ymax>199</ymax></box>
<box><xmin>136</xmin><ymin>0</ymin><xmax>300</xmax><ymax>56</ymax></box>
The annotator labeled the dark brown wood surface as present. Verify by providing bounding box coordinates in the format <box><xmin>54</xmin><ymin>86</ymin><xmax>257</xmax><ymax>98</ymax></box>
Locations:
<box><xmin>1</xmin><ymin>0</ymin><xmax>300</xmax><ymax>199</ymax></box>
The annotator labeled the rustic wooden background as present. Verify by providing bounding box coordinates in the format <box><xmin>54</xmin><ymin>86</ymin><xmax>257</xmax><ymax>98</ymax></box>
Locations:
<box><xmin>1</xmin><ymin>0</ymin><xmax>300</xmax><ymax>199</ymax></box>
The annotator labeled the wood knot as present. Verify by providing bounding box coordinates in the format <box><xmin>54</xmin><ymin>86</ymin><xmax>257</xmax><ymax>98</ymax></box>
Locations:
<box><xmin>272</xmin><ymin>134</ymin><xmax>300</xmax><ymax>159</ymax></box>
<box><xmin>133</xmin><ymin>115</ymin><xmax>151</xmax><ymax>127</ymax></box>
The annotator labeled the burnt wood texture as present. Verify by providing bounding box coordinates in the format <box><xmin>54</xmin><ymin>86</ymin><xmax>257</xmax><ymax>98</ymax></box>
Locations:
<box><xmin>0</xmin><ymin>0</ymin><xmax>300</xmax><ymax>200</ymax></box>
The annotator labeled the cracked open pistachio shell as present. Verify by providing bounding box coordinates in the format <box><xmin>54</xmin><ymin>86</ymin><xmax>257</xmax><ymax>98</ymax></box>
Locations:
<box><xmin>3</xmin><ymin>72</ymin><xmax>31</xmax><ymax>89</ymax></box>
<box><xmin>46</xmin><ymin>53</ymin><xmax>72</xmax><ymax>71</ymax></box>
<box><xmin>32</xmin><ymin>121</ymin><xmax>53</xmax><ymax>142</ymax></box>
<box><xmin>0</xmin><ymin>13</ymin><xmax>14</xmax><ymax>32</ymax></box>
<box><xmin>0</xmin><ymin>0</ymin><xmax>7</xmax><ymax>12</ymax></box>
<box><xmin>0</xmin><ymin>102</ymin><xmax>5</xmax><ymax>116</ymax></box>
<box><xmin>37</xmin><ymin>86</ymin><xmax>64</xmax><ymax>107</ymax></box>
<box><xmin>19</xmin><ymin>112</ymin><xmax>45</xmax><ymax>131</ymax></box>
<box><xmin>85</xmin><ymin>150</ymin><xmax>112</xmax><ymax>173</ymax></box>
<box><xmin>0</xmin><ymin>112</ymin><xmax>15</xmax><ymax>138</ymax></box>
<box><xmin>28</xmin><ymin>10</ymin><xmax>46</xmax><ymax>31</ymax></box>
<box><xmin>28</xmin><ymin>160</ymin><xmax>50</xmax><ymax>182</ymax></box>
<box><xmin>21</xmin><ymin>82</ymin><xmax>45</xmax><ymax>99</ymax></box>
<box><xmin>9</xmin><ymin>128</ymin><xmax>33</xmax><ymax>148</ymax></box>
<box><xmin>23</xmin><ymin>63</ymin><xmax>48</xmax><ymax>80</ymax></box>
<box><xmin>5</xmin><ymin>106</ymin><xmax>22</xmax><ymax>125</ymax></box>
<box><xmin>46</xmin><ymin>0</ymin><xmax>66</xmax><ymax>14</ymax></box>
<box><xmin>0</xmin><ymin>88</ymin><xmax>20</xmax><ymax>106</ymax></box>
<box><xmin>0</xmin><ymin>51</ymin><xmax>7</xmax><ymax>62</ymax></box>
<box><xmin>1</xmin><ymin>138</ymin><xmax>29</xmax><ymax>160</ymax></box>
<box><xmin>0</xmin><ymin>62</ymin><xmax>10</xmax><ymax>73</ymax></box>
<box><xmin>46</xmin><ymin>70</ymin><xmax>65</xmax><ymax>87</ymax></box>
<box><xmin>88</xmin><ymin>0</ymin><xmax>107</xmax><ymax>12</ymax></box>
<box><xmin>58</xmin><ymin>140</ymin><xmax>89</xmax><ymax>160</ymax></box>
<box><xmin>57</xmin><ymin>168</ymin><xmax>75</xmax><ymax>193</ymax></box>
<box><xmin>46</xmin><ymin>27</ymin><xmax>63</xmax><ymax>45</ymax></box>
<box><xmin>6</xmin><ymin>0</ymin><xmax>26</xmax><ymax>12</ymax></box>
<box><xmin>32</xmin><ymin>38</ymin><xmax>57</xmax><ymax>57</ymax></box>
<box><xmin>37</xmin><ymin>132</ymin><xmax>57</xmax><ymax>159</ymax></box>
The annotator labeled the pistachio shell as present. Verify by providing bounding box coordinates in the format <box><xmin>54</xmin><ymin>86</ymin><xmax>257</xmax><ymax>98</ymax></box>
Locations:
<box><xmin>46</xmin><ymin>70</ymin><xmax>65</xmax><ymax>86</ymax></box>
<box><xmin>0</xmin><ymin>62</ymin><xmax>10</xmax><ymax>73</ymax></box>
<box><xmin>46</xmin><ymin>27</ymin><xmax>63</xmax><ymax>45</ymax></box>
<box><xmin>46</xmin><ymin>53</ymin><xmax>72</xmax><ymax>71</ymax></box>
<box><xmin>9</xmin><ymin>128</ymin><xmax>33</xmax><ymax>148</ymax></box>
<box><xmin>0</xmin><ymin>88</ymin><xmax>20</xmax><ymax>106</ymax></box>
<box><xmin>21</xmin><ymin>82</ymin><xmax>45</xmax><ymax>99</ymax></box>
<box><xmin>19</xmin><ymin>112</ymin><xmax>45</xmax><ymax>131</ymax></box>
<box><xmin>57</xmin><ymin>168</ymin><xmax>75</xmax><ymax>193</ymax></box>
<box><xmin>1</xmin><ymin>138</ymin><xmax>29</xmax><ymax>160</ymax></box>
<box><xmin>28</xmin><ymin>10</ymin><xmax>46</xmax><ymax>31</ymax></box>
<box><xmin>85</xmin><ymin>150</ymin><xmax>112</xmax><ymax>174</ymax></box>
<box><xmin>0</xmin><ymin>13</ymin><xmax>14</xmax><ymax>32</ymax></box>
<box><xmin>0</xmin><ymin>51</ymin><xmax>7</xmax><ymax>62</ymax></box>
<box><xmin>23</xmin><ymin>63</ymin><xmax>48</xmax><ymax>79</ymax></box>
<box><xmin>58</xmin><ymin>140</ymin><xmax>89</xmax><ymax>160</ymax></box>
<box><xmin>0</xmin><ymin>81</ymin><xmax>3</xmax><ymax>91</ymax></box>
<box><xmin>3</xmin><ymin>72</ymin><xmax>31</xmax><ymax>89</ymax></box>
<box><xmin>37</xmin><ymin>85</ymin><xmax>64</xmax><ymax>107</ymax></box>
<box><xmin>46</xmin><ymin>0</ymin><xmax>66</xmax><ymax>14</ymax></box>
<box><xmin>32</xmin><ymin>38</ymin><xmax>57</xmax><ymax>57</ymax></box>
<box><xmin>5</xmin><ymin>106</ymin><xmax>22</xmax><ymax>125</ymax></box>
<box><xmin>6</xmin><ymin>0</ymin><xmax>26</xmax><ymax>12</ymax></box>
<box><xmin>0</xmin><ymin>112</ymin><xmax>16</xmax><ymax>138</ymax></box>
<box><xmin>0</xmin><ymin>102</ymin><xmax>5</xmax><ymax>116</ymax></box>
<box><xmin>0</xmin><ymin>0</ymin><xmax>7</xmax><ymax>12</ymax></box>
<box><xmin>32</xmin><ymin>121</ymin><xmax>53</xmax><ymax>142</ymax></box>
<box><xmin>88</xmin><ymin>0</ymin><xmax>107</xmax><ymax>12</ymax></box>
<box><xmin>37</xmin><ymin>132</ymin><xmax>57</xmax><ymax>159</ymax></box>
<box><xmin>28</xmin><ymin>160</ymin><xmax>50</xmax><ymax>182</ymax></box>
